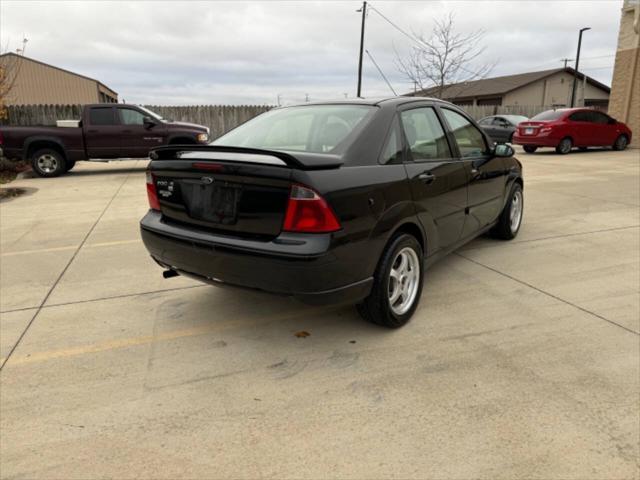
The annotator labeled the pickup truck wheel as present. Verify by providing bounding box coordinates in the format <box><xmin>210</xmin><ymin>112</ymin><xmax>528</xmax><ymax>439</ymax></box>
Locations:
<box><xmin>31</xmin><ymin>149</ymin><xmax>66</xmax><ymax>177</ymax></box>
<box><xmin>356</xmin><ymin>233</ymin><xmax>424</xmax><ymax>328</ymax></box>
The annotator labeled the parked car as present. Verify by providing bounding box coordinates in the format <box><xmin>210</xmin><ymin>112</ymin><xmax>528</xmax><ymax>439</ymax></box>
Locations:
<box><xmin>512</xmin><ymin>108</ymin><xmax>632</xmax><ymax>154</ymax></box>
<box><xmin>478</xmin><ymin>115</ymin><xmax>528</xmax><ymax>144</ymax></box>
<box><xmin>140</xmin><ymin>97</ymin><xmax>524</xmax><ymax>328</ymax></box>
<box><xmin>0</xmin><ymin>104</ymin><xmax>210</xmax><ymax>177</ymax></box>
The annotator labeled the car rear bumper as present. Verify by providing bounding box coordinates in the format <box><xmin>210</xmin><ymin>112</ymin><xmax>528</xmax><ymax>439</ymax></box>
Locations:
<box><xmin>139</xmin><ymin>210</ymin><xmax>373</xmax><ymax>305</ymax></box>
<box><xmin>512</xmin><ymin>134</ymin><xmax>558</xmax><ymax>147</ymax></box>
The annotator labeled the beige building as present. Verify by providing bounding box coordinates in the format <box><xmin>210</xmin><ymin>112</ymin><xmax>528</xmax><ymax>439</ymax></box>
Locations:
<box><xmin>608</xmin><ymin>0</ymin><xmax>639</xmax><ymax>147</ymax></box>
<box><xmin>0</xmin><ymin>53</ymin><xmax>117</xmax><ymax>105</ymax></box>
<box><xmin>410</xmin><ymin>67</ymin><xmax>610</xmax><ymax>109</ymax></box>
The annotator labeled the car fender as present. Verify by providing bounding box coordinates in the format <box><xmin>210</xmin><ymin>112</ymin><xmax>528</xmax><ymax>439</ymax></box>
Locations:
<box><xmin>369</xmin><ymin>200</ymin><xmax>430</xmax><ymax>259</ymax></box>
<box><xmin>23</xmin><ymin>136</ymin><xmax>68</xmax><ymax>160</ymax></box>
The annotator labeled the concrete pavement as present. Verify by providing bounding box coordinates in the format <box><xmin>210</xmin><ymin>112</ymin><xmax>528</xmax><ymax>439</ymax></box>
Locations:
<box><xmin>1</xmin><ymin>148</ymin><xmax>638</xmax><ymax>479</ymax></box>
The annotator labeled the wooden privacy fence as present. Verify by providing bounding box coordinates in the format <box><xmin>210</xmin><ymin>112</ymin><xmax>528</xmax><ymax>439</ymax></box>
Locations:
<box><xmin>0</xmin><ymin>104</ymin><xmax>273</xmax><ymax>139</ymax></box>
<box><xmin>2</xmin><ymin>103</ymin><xmax>594</xmax><ymax>135</ymax></box>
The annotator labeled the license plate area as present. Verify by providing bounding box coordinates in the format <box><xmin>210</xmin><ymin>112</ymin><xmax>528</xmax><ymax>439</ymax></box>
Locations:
<box><xmin>524</xmin><ymin>127</ymin><xmax>534</xmax><ymax>135</ymax></box>
<box><xmin>181</xmin><ymin>180</ymin><xmax>241</xmax><ymax>225</ymax></box>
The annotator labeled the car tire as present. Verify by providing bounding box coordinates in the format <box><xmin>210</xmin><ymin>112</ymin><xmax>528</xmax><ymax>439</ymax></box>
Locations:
<box><xmin>613</xmin><ymin>134</ymin><xmax>629</xmax><ymax>151</ymax></box>
<box><xmin>31</xmin><ymin>148</ymin><xmax>67</xmax><ymax>177</ymax></box>
<box><xmin>556</xmin><ymin>137</ymin><xmax>573</xmax><ymax>154</ymax></box>
<box><xmin>523</xmin><ymin>146</ymin><xmax>537</xmax><ymax>153</ymax></box>
<box><xmin>64</xmin><ymin>160</ymin><xmax>76</xmax><ymax>172</ymax></box>
<box><xmin>356</xmin><ymin>233</ymin><xmax>424</xmax><ymax>328</ymax></box>
<box><xmin>491</xmin><ymin>183</ymin><xmax>524</xmax><ymax>240</ymax></box>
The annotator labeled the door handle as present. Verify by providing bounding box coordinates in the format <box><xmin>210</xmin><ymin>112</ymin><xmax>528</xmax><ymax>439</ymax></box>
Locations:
<box><xmin>418</xmin><ymin>172</ymin><xmax>436</xmax><ymax>184</ymax></box>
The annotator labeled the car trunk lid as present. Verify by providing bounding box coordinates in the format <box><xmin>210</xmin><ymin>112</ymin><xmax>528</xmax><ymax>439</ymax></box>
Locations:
<box><xmin>148</xmin><ymin>146</ymin><xmax>342</xmax><ymax>239</ymax></box>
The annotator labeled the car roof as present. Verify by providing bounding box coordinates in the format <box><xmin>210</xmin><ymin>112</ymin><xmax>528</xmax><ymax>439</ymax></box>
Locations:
<box><xmin>278</xmin><ymin>96</ymin><xmax>455</xmax><ymax>110</ymax></box>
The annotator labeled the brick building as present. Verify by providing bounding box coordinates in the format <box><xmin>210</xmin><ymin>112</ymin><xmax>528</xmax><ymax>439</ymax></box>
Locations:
<box><xmin>609</xmin><ymin>0</ymin><xmax>639</xmax><ymax>147</ymax></box>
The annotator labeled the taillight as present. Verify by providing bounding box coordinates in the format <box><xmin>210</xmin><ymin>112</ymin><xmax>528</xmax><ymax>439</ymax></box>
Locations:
<box><xmin>540</xmin><ymin>127</ymin><xmax>553</xmax><ymax>134</ymax></box>
<box><xmin>282</xmin><ymin>184</ymin><xmax>341</xmax><ymax>233</ymax></box>
<box><xmin>146</xmin><ymin>171</ymin><xmax>160</xmax><ymax>211</ymax></box>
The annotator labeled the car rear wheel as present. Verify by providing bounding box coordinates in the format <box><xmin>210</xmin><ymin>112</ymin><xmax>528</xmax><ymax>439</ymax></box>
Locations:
<box><xmin>556</xmin><ymin>137</ymin><xmax>573</xmax><ymax>154</ymax></box>
<box><xmin>491</xmin><ymin>183</ymin><xmax>523</xmax><ymax>240</ymax></box>
<box><xmin>356</xmin><ymin>233</ymin><xmax>424</xmax><ymax>328</ymax></box>
<box><xmin>613</xmin><ymin>134</ymin><xmax>629</xmax><ymax>151</ymax></box>
<box><xmin>523</xmin><ymin>146</ymin><xmax>537</xmax><ymax>153</ymax></box>
<box><xmin>31</xmin><ymin>148</ymin><xmax>66</xmax><ymax>177</ymax></box>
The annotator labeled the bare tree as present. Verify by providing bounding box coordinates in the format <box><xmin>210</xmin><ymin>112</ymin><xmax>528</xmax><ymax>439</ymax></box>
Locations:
<box><xmin>395</xmin><ymin>13</ymin><xmax>494</xmax><ymax>99</ymax></box>
<box><xmin>0</xmin><ymin>38</ymin><xmax>27</xmax><ymax>120</ymax></box>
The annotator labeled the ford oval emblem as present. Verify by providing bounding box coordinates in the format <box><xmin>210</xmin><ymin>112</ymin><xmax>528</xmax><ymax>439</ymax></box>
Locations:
<box><xmin>201</xmin><ymin>176</ymin><xmax>214</xmax><ymax>185</ymax></box>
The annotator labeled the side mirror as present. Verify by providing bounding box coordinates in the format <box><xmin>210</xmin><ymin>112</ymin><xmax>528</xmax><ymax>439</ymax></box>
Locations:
<box><xmin>143</xmin><ymin>116</ymin><xmax>157</xmax><ymax>128</ymax></box>
<box><xmin>494</xmin><ymin>144</ymin><xmax>515</xmax><ymax>157</ymax></box>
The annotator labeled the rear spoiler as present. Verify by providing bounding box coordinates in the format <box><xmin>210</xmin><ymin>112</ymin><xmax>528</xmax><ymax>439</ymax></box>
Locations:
<box><xmin>149</xmin><ymin>145</ymin><xmax>344</xmax><ymax>170</ymax></box>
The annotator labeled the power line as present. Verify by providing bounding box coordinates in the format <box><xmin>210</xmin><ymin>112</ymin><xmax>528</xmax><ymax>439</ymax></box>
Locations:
<box><xmin>365</xmin><ymin>49</ymin><xmax>397</xmax><ymax>95</ymax></box>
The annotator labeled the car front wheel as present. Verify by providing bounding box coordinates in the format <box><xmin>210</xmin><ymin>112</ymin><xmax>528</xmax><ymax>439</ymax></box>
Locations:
<box><xmin>491</xmin><ymin>183</ymin><xmax>524</xmax><ymax>240</ymax></box>
<box><xmin>613</xmin><ymin>134</ymin><xmax>628</xmax><ymax>151</ymax></box>
<box><xmin>357</xmin><ymin>233</ymin><xmax>424</xmax><ymax>328</ymax></box>
<box><xmin>523</xmin><ymin>146</ymin><xmax>537</xmax><ymax>153</ymax></box>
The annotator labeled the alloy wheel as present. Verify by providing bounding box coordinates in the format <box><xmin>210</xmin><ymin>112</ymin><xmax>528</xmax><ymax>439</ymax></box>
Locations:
<box><xmin>510</xmin><ymin>190</ymin><xmax>523</xmax><ymax>233</ymax></box>
<box><xmin>388</xmin><ymin>247</ymin><xmax>420</xmax><ymax>315</ymax></box>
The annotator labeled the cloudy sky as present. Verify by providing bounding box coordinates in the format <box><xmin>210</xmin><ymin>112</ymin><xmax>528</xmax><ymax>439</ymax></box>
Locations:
<box><xmin>1</xmin><ymin>1</ymin><xmax>622</xmax><ymax>105</ymax></box>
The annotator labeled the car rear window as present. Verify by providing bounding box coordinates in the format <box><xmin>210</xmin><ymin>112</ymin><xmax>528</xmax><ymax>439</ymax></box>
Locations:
<box><xmin>213</xmin><ymin>105</ymin><xmax>375</xmax><ymax>154</ymax></box>
<box><xmin>531</xmin><ymin>110</ymin><xmax>565</xmax><ymax>121</ymax></box>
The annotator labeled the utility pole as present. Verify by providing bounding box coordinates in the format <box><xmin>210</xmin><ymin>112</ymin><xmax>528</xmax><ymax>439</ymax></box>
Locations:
<box><xmin>561</xmin><ymin>58</ymin><xmax>574</xmax><ymax>69</ymax></box>
<box><xmin>570</xmin><ymin>27</ymin><xmax>591</xmax><ymax>107</ymax></box>
<box><xmin>356</xmin><ymin>1</ymin><xmax>367</xmax><ymax>98</ymax></box>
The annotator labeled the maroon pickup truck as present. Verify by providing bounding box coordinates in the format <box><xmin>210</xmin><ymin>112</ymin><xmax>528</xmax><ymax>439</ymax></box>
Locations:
<box><xmin>0</xmin><ymin>104</ymin><xmax>210</xmax><ymax>177</ymax></box>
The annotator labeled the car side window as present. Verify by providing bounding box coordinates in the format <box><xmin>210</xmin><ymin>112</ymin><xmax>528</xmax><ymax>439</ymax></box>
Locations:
<box><xmin>400</xmin><ymin>107</ymin><xmax>452</xmax><ymax>161</ymax></box>
<box><xmin>119</xmin><ymin>108</ymin><xmax>146</xmax><ymax>126</ymax></box>
<box><xmin>89</xmin><ymin>107</ymin><xmax>115</xmax><ymax>126</ymax></box>
<box><xmin>441</xmin><ymin>108</ymin><xmax>488</xmax><ymax>158</ymax></box>
<box><xmin>380</xmin><ymin>118</ymin><xmax>402</xmax><ymax>164</ymax></box>
<box><xmin>479</xmin><ymin>117</ymin><xmax>492</xmax><ymax>126</ymax></box>
<box><xmin>590</xmin><ymin>111</ymin><xmax>610</xmax><ymax>124</ymax></box>
<box><xmin>569</xmin><ymin>111</ymin><xmax>588</xmax><ymax>122</ymax></box>
<box><xmin>492</xmin><ymin>117</ymin><xmax>506</xmax><ymax>126</ymax></box>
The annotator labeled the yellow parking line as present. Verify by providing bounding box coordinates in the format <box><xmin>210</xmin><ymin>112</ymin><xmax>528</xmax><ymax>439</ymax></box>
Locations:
<box><xmin>1</xmin><ymin>239</ymin><xmax>141</xmax><ymax>257</ymax></box>
<box><xmin>0</xmin><ymin>305</ymin><xmax>338</xmax><ymax>368</ymax></box>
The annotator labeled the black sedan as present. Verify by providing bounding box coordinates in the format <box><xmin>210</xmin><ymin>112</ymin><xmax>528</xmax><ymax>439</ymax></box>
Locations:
<box><xmin>478</xmin><ymin>115</ymin><xmax>529</xmax><ymax>144</ymax></box>
<box><xmin>140</xmin><ymin>97</ymin><xmax>524</xmax><ymax>328</ymax></box>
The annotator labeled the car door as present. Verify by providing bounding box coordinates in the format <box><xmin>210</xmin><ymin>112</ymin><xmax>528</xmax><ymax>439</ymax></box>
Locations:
<box><xmin>590</xmin><ymin>111</ymin><xmax>616</xmax><ymax>146</ymax></box>
<box><xmin>478</xmin><ymin>117</ymin><xmax>497</xmax><ymax>142</ymax></box>
<box><xmin>117</xmin><ymin>106</ymin><xmax>166</xmax><ymax>158</ymax></box>
<box><xmin>490</xmin><ymin>116</ymin><xmax>512</xmax><ymax>143</ymax></box>
<box><xmin>567</xmin><ymin>111</ymin><xmax>592</xmax><ymax>146</ymax></box>
<box><xmin>439</xmin><ymin>107</ymin><xmax>507</xmax><ymax>237</ymax></box>
<box><xmin>399</xmin><ymin>105</ymin><xmax>468</xmax><ymax>253</ymax></box>
<box><xmin>84</xmin><ymin>106</ymin><xmax>120</xmax><ymax>158</ymax></box>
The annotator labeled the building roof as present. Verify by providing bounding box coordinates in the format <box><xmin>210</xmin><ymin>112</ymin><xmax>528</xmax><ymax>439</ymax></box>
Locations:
<box><xmin>0</xmin><ymin>52</ymin><xmax>117</xmax><ymax>97</ymax></box>
<box><xmin>410</xmin><ymin>67</ymin><xmax>610</xmax><ymax>100</ymax></box>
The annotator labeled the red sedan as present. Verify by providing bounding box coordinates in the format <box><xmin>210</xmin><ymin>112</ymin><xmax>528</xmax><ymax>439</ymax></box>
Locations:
<box><xmin>513</xmin><ymin>108</ymin><xmax>632</xmax><ymax>154</ymax></box>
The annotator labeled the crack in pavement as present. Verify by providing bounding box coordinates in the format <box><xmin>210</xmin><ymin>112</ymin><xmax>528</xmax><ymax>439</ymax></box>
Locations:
<box><xmin>0</xmin><ymin>285</ymin><xmax>206</xmax><ymax>315</ymax></box>
<box><xmin>461</xmin><ymin>225</ymin><xmax>640</xmax><ymax>251</ymax></box>
<box><xmin>0</xmin><ymin>165</ymin><xmax>141</xmax><ymax>371</ymax></box>
<box><xmin>455</xmin><ymin>252</ymin><xmax>640</xmax><ymax>336</ymax></box>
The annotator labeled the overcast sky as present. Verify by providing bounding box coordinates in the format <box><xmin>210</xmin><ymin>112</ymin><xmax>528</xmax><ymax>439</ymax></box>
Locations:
<box><xmin>1</xmin><ymin>0</ymin><xmax>622</xmax><ymax>105</ymax></box>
